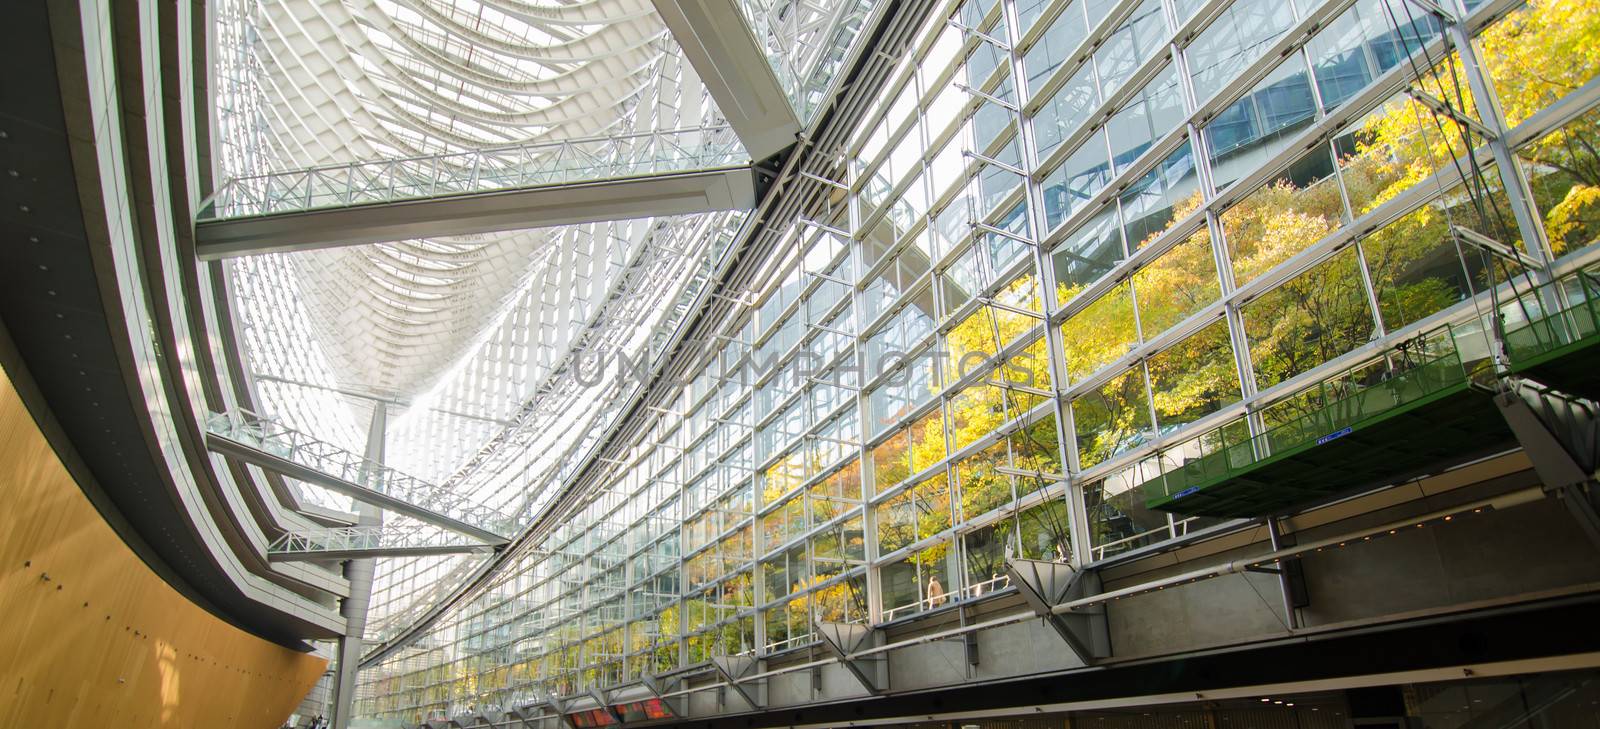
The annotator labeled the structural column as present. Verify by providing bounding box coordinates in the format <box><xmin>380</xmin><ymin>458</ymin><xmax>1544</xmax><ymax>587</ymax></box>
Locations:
<box><xmin>332</xmin><ymin>403</ymin><xmax>387</xmax><ymax>729</ymax></box>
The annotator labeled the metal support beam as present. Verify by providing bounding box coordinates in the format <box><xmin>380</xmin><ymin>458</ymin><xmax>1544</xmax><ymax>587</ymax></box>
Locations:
<box><xmin>588</xmin><ymin>688</ymin><xmax>623</xmax><ymax>725</ymax></box>
<box><xmin>652</xmin><ymin>0</ymin><xmax>801</xmax><ymax>160</ymax></box>
<box><xmin>206</xmin><ymin>433</ymin><xmax>507</xmax><ymax>543</ymax></box>
<box><xmin>1494</xmin><ymin>384</ymin><xmax>1595</xmax><ymax>488</ymax></box>
<box><xmin>814</xmin><ymin>621</ymin><xmax>888</xmax><ymax>694</ymax></box>
<box><xmin>195</xmin><ymin>166</ymin><xmax>757</xmax><ymax>259</ymax></box>
<box><xmin>1005</xmin><ymin>558</ymin><xmax>1111</xmax><ymax>665</ymax></box>
<box><xmin>639</xmin><ymin>674</ymin><xmax>685</xmax><ymax>717</ymax></box>
<box><xmin>710</xmin><ymin>654</ymin><xmax>766</xmax><ymax>710</ymax></box>
<box><xmin>332</xmin><ymin>405</ymin><xmax>386</xmax><ymax>729</ymax></box>
<box><xmin>267</xmin><ymin>524</ymin><xmax>503</xmax><ymax>562</ymax></box>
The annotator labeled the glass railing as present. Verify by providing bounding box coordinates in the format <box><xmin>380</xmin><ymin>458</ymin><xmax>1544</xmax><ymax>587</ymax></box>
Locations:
<box><xmin>206</xmin><ymin>409</ymin><xmax>514</xmax><ymax>537</ymax></box>
<box><xmin>197</xmin><ymin>126</ymin><xmax>745</xmax><ymax>221</ymax></box>
<box><xmin>1140</xmin><ymin>323</ymin><xmax>1496</xmax><ymax>508</ymax></box>
<box><xmin>1500</xmin><ymin>270</ymin><xmax>1600</xmax><ymax>371</ymax></box>
<box><xmin>268</xmin><ymin>524</ymin><xmax>493</xmax><ymax>556</ymax></box>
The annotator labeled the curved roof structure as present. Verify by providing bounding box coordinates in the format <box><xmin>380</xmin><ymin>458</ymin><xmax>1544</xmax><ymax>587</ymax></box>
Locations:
<box><xmin>213</xmin><ymin>0</ymin><xmax>749</xmax><ymax>642</ymax></box>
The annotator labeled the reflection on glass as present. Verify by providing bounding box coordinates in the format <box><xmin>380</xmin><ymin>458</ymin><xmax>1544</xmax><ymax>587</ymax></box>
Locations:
<box><xmin>1072</xmin><ymin>366</ymin><xmax>1153</xmax><ymax>469</ymax></box>
<box><xmin>1221</xmin><ymin>144</ymin><xmax>1344</xmax><ymax>285</ymax></box>
<box><xmin>1133</xmin><ymin>231</ymin><xmax>1220</xmax><ymax>337</ymax></box>
<box><xmin>1053</xmin><ymin>205</ymin><xmax>1126</xmax><ymax>303</ymax></box>
<box><xmin>1024</xmin><ymin>0</ymin><xmax>1089</xmax><ymax>94</ymax></box>
<box><xmin>1120</xmin><ymin>143</ymin><xmax>1201</xmax><ymax>249</ymax></box>
<box><xmin>1243</xmin><ymin>247</ymin><xmax>1376</xmax><ymax>390</ymax></box>
<box><xmin>1308</xmin><ymin>0</ymin><xmax>1441</xmax><ymax>113</ymax></box>
<box><xmin>1060</xmin><ymin>281</ymin><xmax>1138</xmax><ymax>381</ymax></box>
<box><xmin>1147</xmin><ymin>319</ymin><xmax>1240</xmax><ymax>431</ymax></box>
<box><xmin>1107</xmin><ymin>66</ymin><xmax>1185</xmax><ymax>173</ymax></box>
<box><xmin>1207</xmin><ymin>55</ymin><xmax>1318</xmax><ymax>191</ymax></box>
<box><xmin>1035</xmin><ymin>64</ymin><xmax>1101</xmax><ymax>161</ymax></box>
<box><xmin>1044</xmin><ymin>135</ymin><xmax>1114</xmax><ymax>230</ymax></box>
<box><xmin>1187</xmin><ymin>0</ymin><xmax>1296</xmax><ymax>103</ymax></box>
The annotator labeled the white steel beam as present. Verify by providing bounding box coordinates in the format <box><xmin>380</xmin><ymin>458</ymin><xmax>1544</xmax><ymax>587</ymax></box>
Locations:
<box><xmin>194</xmin><ymin>166</ymin><xmax>757</xmax><ymax>259</ymax></box>
<box><xmin>653</xmin><ymin>0</ymin><xmax>802</xmax><ymax>160</ymax></box>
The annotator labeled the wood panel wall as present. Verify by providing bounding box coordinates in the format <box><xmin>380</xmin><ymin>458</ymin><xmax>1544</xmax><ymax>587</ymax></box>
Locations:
<box><xmin>0</xmin><ymin>362</ymin><xmax>327</xmax><ymax>728</ymax></box>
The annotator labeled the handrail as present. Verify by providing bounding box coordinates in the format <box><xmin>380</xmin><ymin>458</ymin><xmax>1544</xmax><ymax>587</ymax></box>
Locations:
<box><xmin>206</xmin><ymin>409</ymin><xmax>515</xmax><ymax>537</ymax></box>
<box><xmin>268</xmin><ymin>523</ymin><xmax>502</xmax><ymax>556</ymax></box>
<box><xmin>1140</xmin><ymin>321</ymin><xmax>1498</xmax><ymax>506</ymax></box>
<box><xmin>198</xmin><ymin>126</ymin><xmax>746</xmax><ymax>221</ymax></box>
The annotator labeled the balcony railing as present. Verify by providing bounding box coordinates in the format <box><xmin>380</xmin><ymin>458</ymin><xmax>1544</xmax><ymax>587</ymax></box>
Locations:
<box><xmin>197</xmin><ymin>126</ymin><xmax>745</xmax><ymax>221</ymax></box>
<box><xmin>206</xmin><ymin>409</ymin><xmax>514</xmax><ymax>538</ymax></box>
<box><xmin>1139</xmin><ymin>323</ymin><xmax>1507</xmax><ymax>516</ymax></box>
<box><xmin>268</xmin><ymin>523</ymin><xmax>499</xmax><ymax>559</ymax></box>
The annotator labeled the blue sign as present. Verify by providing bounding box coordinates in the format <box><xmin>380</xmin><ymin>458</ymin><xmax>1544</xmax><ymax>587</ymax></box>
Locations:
<box><xmin>1171</xmin><ymin>486</ymin><xmax>1201</xmax><ymax>500</ymax></box>
<box><xmin>1316</xmin><ymin>426</ymin><xmax>1354</xmax><ymax>446</ymax></box>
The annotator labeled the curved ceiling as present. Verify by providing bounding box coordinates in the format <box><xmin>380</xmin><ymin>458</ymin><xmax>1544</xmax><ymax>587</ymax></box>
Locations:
<box><xmin>214</xmin><ymin>0</ymin><xmax>746</xmax><ymax>638</ymax></box>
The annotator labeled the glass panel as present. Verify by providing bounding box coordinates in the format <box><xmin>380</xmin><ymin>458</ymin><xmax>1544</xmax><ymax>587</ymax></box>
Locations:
<box><xmin>1242</xmin><ymin>247</ymin><xmax>1376</xmax><ymax>390</ymax></box>
<box><xmin>1308</xmin><ymin>0</ymin><xmax>1442</xmax><ymax>113</ymax></box>
<box><xmin>813</xmin><ymin>572</ymin><xmax>869</xmax><ymax>623</ymax></box>
<box><xmin>1043</xmin><ymin>134</ymin><xmax>1114</xmax><ymax>230</ymax></box>
<box><xmin>1221</xmin><ymin>144</ymin><xmax>1344</xmax><ymax>285</ymax></box>
<box><xmin>1072</xmin><ymin>366</ymin><xmax>1153</xmax><ymax>469</ymax></box>
<box><xmin>1206</xmin><ymin>55</ymin><xmax>1319</xmax><ymax>192</ymax></box>
<box><xmin>879</xmin><ymin>541</ymin><xmax>957</xmax><ymax>620</ymax></box>
<box><xmin>1095</xmin><ymin>0</ymin><xmax>1169</xmax><ymax>96</ymax></box>
<box><xmin>1107</xmin><ymin>67</ymin><xmax>1186</xmax><ymax>174</ymax></box>
<box><xmin>1060</xmin><ymin>281</ymin><xmax>1138</xmax><ymax>381</ymax></box>
<box><xmin>1187</xmin><ymin>0</ymin><xmax>1297</xmax><ymax>103</ymax></box>
<box><xmin>1119</xmin><ymin>141</ymin><xmax>1202</xmax><ymax>250</ymax></box>
<box><xmin>1035</xmin><ymin>64</ymin><xmax>1102</xmax><ymax>161</ymax></box>
<box><xmin>1132</xmin><ymin>231</ymin><xmax>1221</xmax><ymax>337</ymax></box>
<box><xmin>1335</xmin><ymin>95</ymin><xmax>1460</xmax><ymax>218</ymax></box>
<box><xmin>1478</xmin><ymin>0</ymin><xmax>1600</xmax><ymax>128</ymax></box>
<box><xmin>1147</xmin><ymin>319</ymin><xmax>1241</xmax><ymax>431</ymax></box>
<box><xmin>1517</xmin><ymin>106</ymin><xmax>1600</xmax><ymax>256</ymax></box>
<box><xmin>1024</xmin><ymin>0</ymin><xmax>1089</xmax><ymax>95</ymax></box>
<box><xmin>1017</xmin><ymin>496</ymin><xmax>1074</xmax><ymax>563</ymax></box>
<box><xmin>1360</xmin><ymin>200</ymin><xmax>1476</xmax><ymax>332</ymax></box>
<box><xmin>1085</xmin><ymin>467</ymin><xmax>1171</xmax><ymax>558</ymax></box>
<box><xmin>1052</xmin><ymin>205</ymin><xmax>1126</xmax><ymax>303</ymax></box>
<box><xmin>961</xmin><ymin>521</ymin><xmax>1012</xmax><ymax>596</ymax></box>
<box><xmin>956</xmin><ymin>440</ymin><xmax>1013</xmax><ymax>521</ymax></box>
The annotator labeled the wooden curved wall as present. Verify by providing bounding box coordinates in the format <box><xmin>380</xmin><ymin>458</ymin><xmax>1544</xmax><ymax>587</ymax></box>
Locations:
<box><xmin>0</xmin><ymin>362</ymin><xmax>326</xmax><ymax>728</ymax></box>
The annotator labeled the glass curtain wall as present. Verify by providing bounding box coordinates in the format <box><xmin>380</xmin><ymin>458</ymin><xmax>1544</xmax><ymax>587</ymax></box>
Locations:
<box><xmin>356</xmin><ymin>0</ymin><xmax>1600</xmax><ymax>721</ymax></box>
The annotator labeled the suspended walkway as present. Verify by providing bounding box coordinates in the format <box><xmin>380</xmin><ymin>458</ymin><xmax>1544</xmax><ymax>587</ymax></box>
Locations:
<box><xmin>266</xmin><ymin>524</ymin><xmax>503</xmax><ymax>562</ymax></box>
<box><xmin>1503</xmin><ymin>272</ymin><xmax>1600</xmax><ymax>400</ymax></box>
<box><xmin>193</xmin><ymin>127</ymin><xmax>757</xmax><ymax>258</ymax></box>
<box><xmin>1140</xmin><ymin>324</ymin><xmax>1512</xmax><ymax>518</ymax></box>
<box><xmin>205</xmin><ymin>410</ymin><xmax>513</xmax><ymax>543</ymax></box>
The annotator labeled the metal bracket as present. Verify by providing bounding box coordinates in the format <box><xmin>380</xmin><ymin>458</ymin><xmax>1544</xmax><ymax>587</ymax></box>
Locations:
<box><xmin>1005</xmin><ymin>558</ymin><xmax>1112</xmax><ymax>664</ymax></box>
<box><xmin>543</xmin><ymin>697</ymin><xmax>576</xmax><ymax>729</ymax></box>
<box><xmin>1494</xmin><ymin>383</ymin><xmax>1596</xmax><ymax>487</ymax></box>
<box><xmin>813</xmin><ymin>621</ymin><xmax>888</xmax><ymax>694</ymax></box>
<box><xmin>710</xmin><ymin>654</ymin><xmax>766</xmax><ymax>710</ymax></box>
<box><xmin>507</xmin><ymin>707</ymin><xmax>539</xmax><ymax>729</ymax></box>
<box><xmin>589</xmin><ymin>688</ymin><xmax>624</xmax><ymax>725</ymax></box>
<box><xmin>1452</xmin><ymin>224</ymin><xmax>1545</xmax><ymax>273</ymax></box>
<box><xmin>639</xmin><ymin>673</ymin><xmax>686</xmax><ymax>717</ymax></box>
